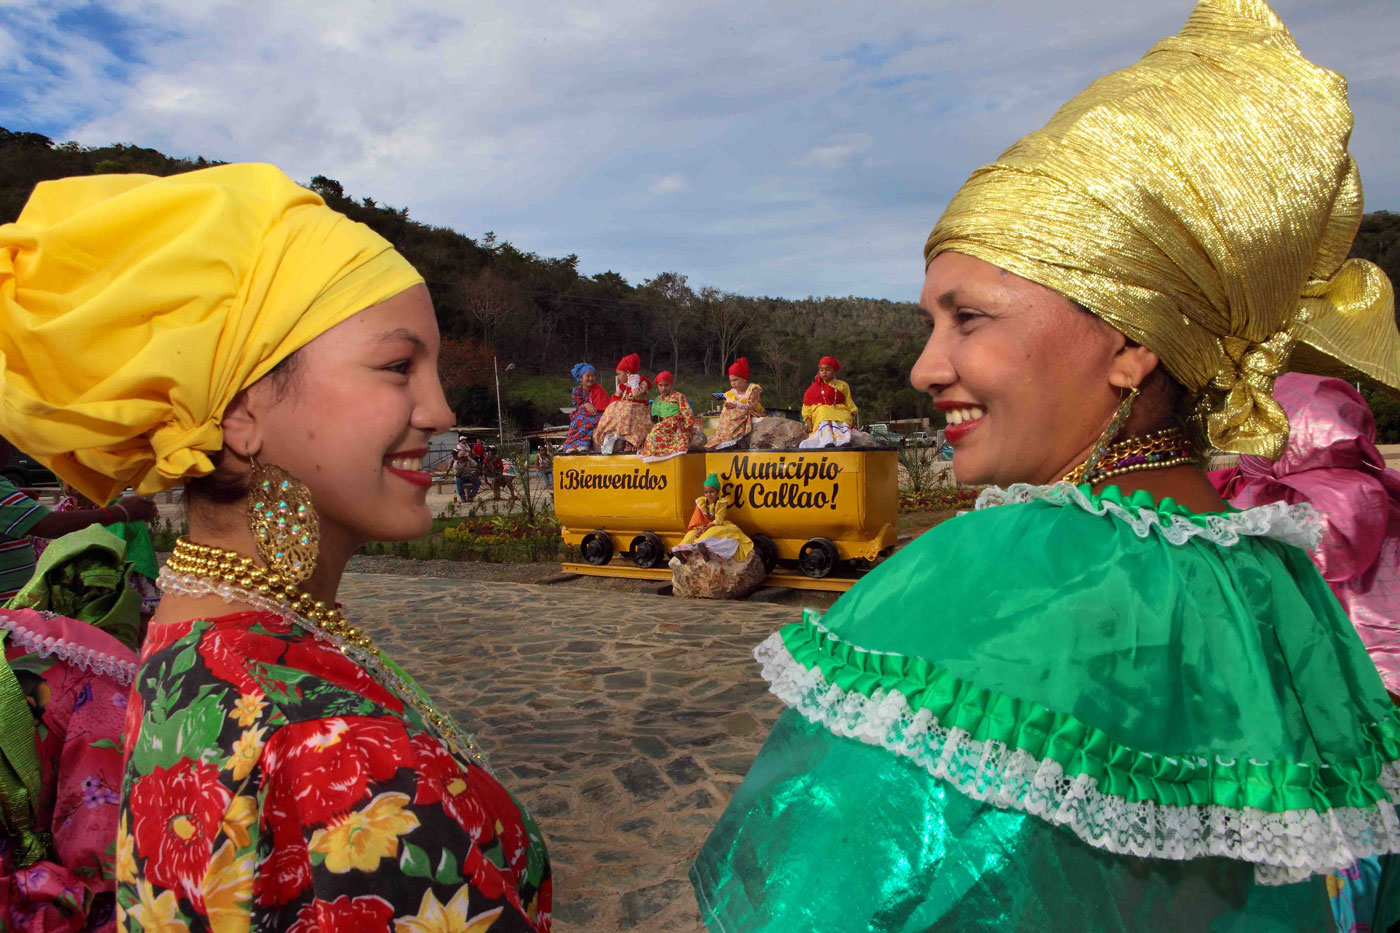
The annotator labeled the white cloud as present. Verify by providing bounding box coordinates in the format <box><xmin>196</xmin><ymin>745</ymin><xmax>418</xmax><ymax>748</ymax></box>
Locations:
<box><xmin>796</xmin><ymin>134</ymin><xmax>874</xmax><ymax>171</ymax></box>
<box><xmin>647</xmin><ymin>172</ymin><xmax>689</xmax><ymax>197</ymax></box>
<box><xmin>2</xmin><ymin>0</ymin><xmax>1398</xmax><ymax>300</ymax></box>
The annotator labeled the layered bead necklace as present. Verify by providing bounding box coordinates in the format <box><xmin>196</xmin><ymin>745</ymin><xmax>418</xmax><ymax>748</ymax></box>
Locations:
<box><xmin>1062</xmin><ymin>427</ymin><xmax>1200</xmax><ymax>486</ymax></box>
<box><xmin>160</xmin><ymin>538</ymin><xmax>488</xmax><ymax>768</ymax></box>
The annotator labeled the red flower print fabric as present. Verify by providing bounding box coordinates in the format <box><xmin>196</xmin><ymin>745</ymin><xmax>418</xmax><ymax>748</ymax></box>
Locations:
<box><xmin>129</xmin><ymin>760</ymin><xmax>231</xmax><ymax>900</ymax></box>
<box><xmin>117</xmin><ymin>612</ymin><xmax>550</xmax><ymax>932</ymax></box>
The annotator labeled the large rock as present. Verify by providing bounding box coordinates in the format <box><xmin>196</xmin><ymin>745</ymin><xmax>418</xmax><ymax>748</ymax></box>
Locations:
<box><xmin>848</xmin><ymin>428</ymin><xmax>883</xmax><ymax>449</ymax></box>
<box><xmin>748</xmin><ymin>417</ymin><xmax>806</xmax><ymax>450</ymax></box>
<box><xmin>670</xmin><ymin>550</ymin><xmax>767</xmax><ymax>600</ymax></box>
<box><xmin>688</xmin><ymin>426</ymin><xmax>709</xmax><ymax>451</ymax></box>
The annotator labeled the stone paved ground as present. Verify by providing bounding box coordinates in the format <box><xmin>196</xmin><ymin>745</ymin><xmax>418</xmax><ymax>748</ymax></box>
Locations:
<box><xmin>338</xmin><ymin>572</ymin><xmax>808</xmax><ymax>931</ymax></box>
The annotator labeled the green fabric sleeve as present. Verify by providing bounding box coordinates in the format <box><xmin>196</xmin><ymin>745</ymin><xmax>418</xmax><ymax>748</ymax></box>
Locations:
<box><xmin>693</xmin><ymin>711</ymin><xmax>1333</xmax><ymax>932</ymax></box>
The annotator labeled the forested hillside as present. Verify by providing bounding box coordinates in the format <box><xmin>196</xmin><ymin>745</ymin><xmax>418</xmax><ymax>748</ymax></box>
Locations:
<box><xmin>3</xmin><ymin>127</ymin><xmax>1398</xmax><ymax>440</ymax></box>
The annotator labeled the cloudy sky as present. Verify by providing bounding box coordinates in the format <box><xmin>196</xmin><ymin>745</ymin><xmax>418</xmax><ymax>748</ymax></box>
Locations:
<box><xmin>4</xmin><ymin>0</ymin><xmax>1398</xmax><ymax>300</ymax></box>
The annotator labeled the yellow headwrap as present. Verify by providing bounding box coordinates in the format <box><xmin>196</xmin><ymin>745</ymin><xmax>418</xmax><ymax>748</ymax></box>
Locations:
<box><xmin>0</xmin><ymin>163</ymin><xmax>424</xmax><ymax>503</ymax></box>
<box><xmin>924</xmin><ymin>0</ymin><xmax>1398</xmax><ymax>458</ymax></box>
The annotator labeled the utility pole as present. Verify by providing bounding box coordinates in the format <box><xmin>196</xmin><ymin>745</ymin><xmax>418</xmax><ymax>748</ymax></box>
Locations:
<box><xmin>494</xmin><ymin>356</ymin><xmax>515</xmax><ymax>447</ymax></box>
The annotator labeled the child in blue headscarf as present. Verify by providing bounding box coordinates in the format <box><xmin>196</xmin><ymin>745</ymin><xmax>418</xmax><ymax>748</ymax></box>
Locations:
<box><xmin>561</xmin><ymin>362</ymin><xmax>610</xmax><ymax>453</ymax></box>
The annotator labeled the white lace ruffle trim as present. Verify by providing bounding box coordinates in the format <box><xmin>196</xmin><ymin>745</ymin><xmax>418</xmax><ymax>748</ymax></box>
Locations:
<box><xmin>0</xmin><ymin>612</ymin><xmax>136</xmax><ymax>685</ymax></box>
<box><xmin>975</xmin><ymin>482</ymin><xmax>1323</xmax><ymax>551</ymax></box>
<box><xmin>758</xmin><ymin>631</ymin><xmax>1400</xmax><ymax>885</ymax></box>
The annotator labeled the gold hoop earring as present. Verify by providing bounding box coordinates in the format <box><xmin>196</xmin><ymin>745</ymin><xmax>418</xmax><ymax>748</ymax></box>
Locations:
<box><xmin>1076</xmin><ymin>385</ymin><xmax>1139</xmax><ymax>482</ymax></box>
<box><xmin>247</xmin><ymin>459</ymin><xmax>319</xmax><ymax>585</ymax></box>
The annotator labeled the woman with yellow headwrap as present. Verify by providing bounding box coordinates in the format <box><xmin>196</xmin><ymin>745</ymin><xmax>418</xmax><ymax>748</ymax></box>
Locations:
<box><xmin>1</xmin><ymin>165</ymin><xmax>552</xmax><ymax>931</ymax></box>
<box><xmin>693</xmin><ymin>1</ymin><xmax>1400</xmax><ymax>930</ymax></box>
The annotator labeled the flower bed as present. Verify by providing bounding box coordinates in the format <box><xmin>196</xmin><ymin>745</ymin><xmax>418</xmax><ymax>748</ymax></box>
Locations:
<box><xmin>360</xmin><ymin>513</ymin><xmax>565</xmax><ymax>563</ymax></box>
<box><xmin>899</xmin><ymin>486</ymin><xmax>981</xmax><ymax>512</ymax></box>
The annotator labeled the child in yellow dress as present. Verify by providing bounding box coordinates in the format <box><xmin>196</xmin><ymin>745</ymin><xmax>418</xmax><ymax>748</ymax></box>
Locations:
<box><xmin>799</xmin><ymin>355</ymin><xmax>858</xmax><ymax>448</ymax></box>
<box><xmin>674</xmin><ymin>474</ymin><xmax>753</xmax><ymax>562</ymax></box>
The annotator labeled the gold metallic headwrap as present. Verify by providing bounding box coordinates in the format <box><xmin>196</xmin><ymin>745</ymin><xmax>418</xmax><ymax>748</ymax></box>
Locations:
<box><xmin>924</xmin><ymin>0</ymin><xmax>1398</xmax><ymax>458</ymax></box>
<box><xmin>0</xmin><ymin>164</ymin><xmax>423</xmax><ymax>503</ymax></box>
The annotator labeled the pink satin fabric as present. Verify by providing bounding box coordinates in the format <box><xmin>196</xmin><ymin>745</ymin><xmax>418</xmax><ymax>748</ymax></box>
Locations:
<box><xmin>1209</xmin><ymin>374</ymin><xmax>1400</xmax><ymax>694</ymax></box>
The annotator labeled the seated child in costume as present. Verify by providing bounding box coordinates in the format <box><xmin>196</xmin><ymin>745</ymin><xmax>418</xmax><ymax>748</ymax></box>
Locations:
<box><xmin>706</xmin><ymin>357</ymin><xmax>764</xmax><ymax>450</ymax></box>
<box><xmin>638</xmin><ymin>371</ymin><xmax>695</xmax><ymax>462</ymax></box>
<box><xmin>672</xmin><ymin>474</ymin><xmax>753</xmax><ymax>562</ymax></box>
<box><xmin>594</xmin><ymin>353</ymin><xmax>652</xmax><ymax>454</ymax></box>
<box><xmin>799</xmin><ymin>355</ymin><xmax>857</xmax><ymax>448</ymax></box>
<box><xmin>561</xmin><ymin>362</ymin><xmax>610</xmax><ymax>453</ymax></box>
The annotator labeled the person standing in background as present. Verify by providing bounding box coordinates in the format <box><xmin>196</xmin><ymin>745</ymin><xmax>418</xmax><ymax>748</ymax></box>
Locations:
<box><xmin>536</xmin><ymin>439</ymin><xmax>554</xmax><ymax>487</ymax></box>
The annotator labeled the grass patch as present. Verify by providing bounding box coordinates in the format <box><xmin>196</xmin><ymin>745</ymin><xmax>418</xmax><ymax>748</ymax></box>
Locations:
<box><xmin>895</xmin><ymin>509</ymin><xmax>963</xmax><ymax>539</ymax></box>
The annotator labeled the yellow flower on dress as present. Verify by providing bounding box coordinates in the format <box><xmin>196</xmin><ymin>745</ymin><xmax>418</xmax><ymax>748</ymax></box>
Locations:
<box><xmin>202</xmin><ymin>840</ymin><xmax>254</xmax><ymax>933</ymax></box>
<box><xmin>224</xmin><ymin>725</ymin><xmax>268</xmax><ymax>781</ymax></box>
<box><xmin>126</xmin><ymin>879</ymin><xmax>186</xmax><ymax>933</ymax></box>
<box><xmin>222</xmin><ymin>794</ymin><xmax>259</xmax><ymax>850</ymax></box>
<box><xmin>229</xmin><ymin>692</ymin><xmax>267</xmax><ymax>727</ymax></box>
<box><xmin>115</xmin><ymin>811</ymin><xmax>137</xmax><ymax>884</ymax></box>
<box><xmin>307</xmin><ymin>791</ymin><xmax>420</xmax><ymax>874</ymax></box>
<box><xmin>1326</xmin><ymin>872</ymin><xmax>1346</xmax><ymax>898</ymax></box>
<box><xmin>395</xmin><ymin>887</ymin><xmax>503</xmax><ymax>933</ymax></box>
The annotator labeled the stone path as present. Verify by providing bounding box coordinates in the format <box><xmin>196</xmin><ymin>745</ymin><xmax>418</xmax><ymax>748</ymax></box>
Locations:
<box><xmin>339</xmin><ymin>572</ymin><xmax>805</xmax><ymax>931</ymax></box>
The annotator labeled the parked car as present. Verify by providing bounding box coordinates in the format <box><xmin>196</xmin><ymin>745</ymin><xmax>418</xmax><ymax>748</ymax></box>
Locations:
<box><xmin>865</xmin><ymin>423</ymin><xmax>904</xmax><ymax>442</ymax></box>
<box><xmin>0</xmin><ymin>444</ymin><xmax>59</xmax><ymax>488</ymax></box>
<box><xmin>904</xmin><ymin>431</ymin><xmax>933</xmax><ymax>447</ymax></box>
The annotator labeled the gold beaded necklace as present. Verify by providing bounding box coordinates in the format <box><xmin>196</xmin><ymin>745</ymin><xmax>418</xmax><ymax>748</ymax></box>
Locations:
<box><xmin>1062</xmin><ymin>427</ymin><xmax>1200</xmax><ymax>486</ymax></box>
<box><xmin>162</xmin><ymin>538</ymin><xmax>487</xmax><ymax>767</ymax></box>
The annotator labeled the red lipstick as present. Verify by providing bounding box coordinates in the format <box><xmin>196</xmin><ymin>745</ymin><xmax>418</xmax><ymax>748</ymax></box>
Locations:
<box><xmin>384</xmin><ymin>448</ymin><xmax>433</xmax><ymax>487</ymax></box>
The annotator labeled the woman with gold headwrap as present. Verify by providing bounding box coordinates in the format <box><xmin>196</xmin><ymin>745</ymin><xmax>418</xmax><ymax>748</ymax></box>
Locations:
<box><xmin>693</xmin><ymin>2</ymin><xmax>1400</xmax><ymax>930</ymax></box>
<box><xmin>0</xmin><ymin>165</ymin><xmax>551</xmax><ymax>931</ymax></box>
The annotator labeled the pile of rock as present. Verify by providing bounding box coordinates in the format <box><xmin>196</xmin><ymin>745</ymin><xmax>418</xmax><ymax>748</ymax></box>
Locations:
<box><xmin>747</xmin><ymin>417</ymin><xmax>806</xmax><ymax>450</ymax></box>
<box><xmin>669</xmin><ymin>550</ymin><xmax>767</xmax><ymax>600</ymax></box>
<box><xmin>847</xmin><ymin>429</ymin><xmax>882</xmax><ymax>448</ymax></box>
<box><xmin>746</xmin><ymin>417</ymin><xmax>891</xmax><ymax>450</ymax></box>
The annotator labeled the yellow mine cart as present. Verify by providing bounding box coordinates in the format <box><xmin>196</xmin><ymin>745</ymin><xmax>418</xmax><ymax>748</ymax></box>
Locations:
<box><xmin>555</xmin><ymin>448</ymin><xmax>898</xmax><ymax>579</ymax></box>
<box><xmin>704</xmin><ymin>449</ymin><xmax>898</xmax><ymax>577</ymax></box>
<box><xmin>555</xmin><ymin>454</ymin><xmax>708</xmax><ymax>569</ymax></box>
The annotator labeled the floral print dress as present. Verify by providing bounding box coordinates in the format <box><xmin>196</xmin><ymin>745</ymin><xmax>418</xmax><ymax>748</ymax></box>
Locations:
<box><xmin>117</xmin><ymin>611</ymin><xmax>551</xmax><ymax>932</ymax></box>
<box><xmin>561</xmin><ymin>383</ymin><xmax>610</xmax><ymax>454</ymax></box>
<box><xmin>593</xmin><ymin>375</ymin><xmax>652</xmax><ymax>453</ymax></box>
<box><xmin>705</xmin><ymin>384</ymin><xmax>763</xmax><ymax>450</ymax></box>
<box><xmin>0</xmin><ymin>607</ymin><xmax>136</xmax><ymax>933</ymax></box>
<box><xmin>637</xmin><ymin>392</ymin><xmax>694</xmax><ymax>462</ymax></box>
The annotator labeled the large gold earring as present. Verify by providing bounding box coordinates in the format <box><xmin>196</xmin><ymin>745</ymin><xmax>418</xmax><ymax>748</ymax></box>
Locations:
<box><xmin>247</xmin><ymin>459</ymin><xmax>319</xmax><ymax>584</ymax></box>
<box><xmin>1071</xmin><ymin>385</ymin><xmax>1139</xmax><ymax>483</ymax></box>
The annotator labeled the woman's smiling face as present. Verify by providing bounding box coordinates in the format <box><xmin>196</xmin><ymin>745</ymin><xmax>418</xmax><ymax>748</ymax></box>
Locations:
<box><xmin>911</xmin><ymin>252</ymin><xmax>1127</xmax><ymax>486</ymax></box>
<box><xmin>240</xmin><ymin>284</ymin><xmax>454</xmax><ymax>547</ymax></box>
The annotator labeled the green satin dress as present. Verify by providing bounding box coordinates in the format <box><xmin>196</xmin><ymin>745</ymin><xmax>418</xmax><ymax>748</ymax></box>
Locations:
<box><xmin>692</xmin><ymin>483</ymin><xmax>1400</xmax><ymax>931</ymax></box>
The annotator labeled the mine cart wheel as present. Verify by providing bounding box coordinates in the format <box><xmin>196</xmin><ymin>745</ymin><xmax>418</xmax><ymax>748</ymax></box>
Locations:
<box><xmin>751</xmin><ymin>534</ymin><xmax>779</xmax><ymax>573</ymax></box>
<box><xmin>798</xmin><ymin>537</ymin><xmax>839</xmax><ymax>579</ymax></box>
<box><xmin>630</xmin><ymin>532</ymin><xmax>665</xmax><ymax>569</ymax></box>
<box><xmin>581</xmin><ymin>531</ymin><xmax>614</xmax><ymax>566</ymax></box>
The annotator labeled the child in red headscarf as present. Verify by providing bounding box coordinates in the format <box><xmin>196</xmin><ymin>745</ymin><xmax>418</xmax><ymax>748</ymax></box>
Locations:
<box><xmin>637</xmin><ymin>371</ymin><xmax>695</xmax><ymax>462</ymax></box>
<box><xmin>799</xmin><ymin>356</ymin><xmax>857</xmax><ymax>448</ymax></box>
<box><xmin>706</xmin><ymin>357</ymin><xmax>765</xmax><ymax>450</ymax></box>
<box><xmin>593</xmin><ymin>353</ymin><xmax>652</xmax><ymax>454</ymax></box>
